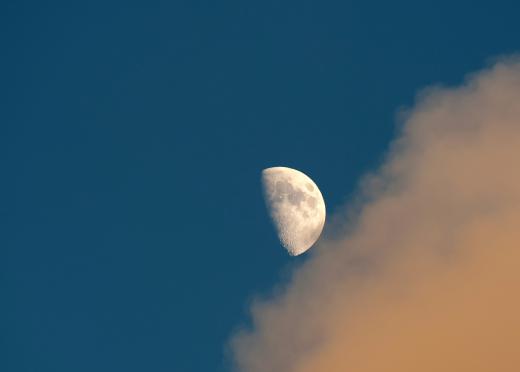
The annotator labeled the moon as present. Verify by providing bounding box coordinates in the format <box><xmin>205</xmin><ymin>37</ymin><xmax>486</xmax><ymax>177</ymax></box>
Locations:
<box><xmin>261</xmin><ymin>167</ymin><xmax>326</xmax><ymax>256</ymax></box>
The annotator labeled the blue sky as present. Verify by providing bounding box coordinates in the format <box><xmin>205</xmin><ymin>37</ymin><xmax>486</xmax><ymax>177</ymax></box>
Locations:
<box><xmin>3</xmin><ymin>1</ymin><xmax>520</xmax><ymax>371</ymax></box>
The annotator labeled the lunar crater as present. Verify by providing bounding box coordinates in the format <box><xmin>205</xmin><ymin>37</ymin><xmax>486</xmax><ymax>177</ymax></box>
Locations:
<box><xmin>261</xmin><ymin>167</ymin><xmax>326</xmax><ymax>256</ymax></box>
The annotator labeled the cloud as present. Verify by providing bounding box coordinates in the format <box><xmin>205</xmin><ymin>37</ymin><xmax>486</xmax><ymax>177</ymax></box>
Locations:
<box><xmin>230</xmin><ymin>58</ymin><xmax>520</xmax><ymax>372</ymax></box>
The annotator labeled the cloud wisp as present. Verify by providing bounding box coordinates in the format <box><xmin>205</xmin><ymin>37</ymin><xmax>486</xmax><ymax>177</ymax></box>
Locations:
<box><xmin>231</xmin><ymin>58</ymin><xmax>520</xmax><ymax>372</ymax></box>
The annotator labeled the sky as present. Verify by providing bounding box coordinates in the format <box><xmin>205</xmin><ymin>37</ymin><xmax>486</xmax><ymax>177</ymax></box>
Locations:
<box><xmin>3</xmin><ymin>1</ymin><xmax>520</xmax><ymax>372</ymax></box>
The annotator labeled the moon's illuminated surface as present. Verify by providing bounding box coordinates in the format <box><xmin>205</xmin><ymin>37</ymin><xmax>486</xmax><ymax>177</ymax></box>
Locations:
<box><xmin>261</xmin><ymin>167</ymin><xmax>326</xmax><ymax>256</ymax></box>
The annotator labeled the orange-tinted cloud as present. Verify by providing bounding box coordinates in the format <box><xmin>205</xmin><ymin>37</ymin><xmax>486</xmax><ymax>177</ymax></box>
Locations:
<box><xmin>230</xmin><ymin>58</ymin><xmax>520</xmax><ymax>372</ymax></box>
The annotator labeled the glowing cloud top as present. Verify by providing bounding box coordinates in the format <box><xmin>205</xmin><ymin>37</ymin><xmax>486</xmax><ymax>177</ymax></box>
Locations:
<box><xmin>232</xmin><ymin>59</ymin><xmax>520</xmax><ymax>372</ymax></box>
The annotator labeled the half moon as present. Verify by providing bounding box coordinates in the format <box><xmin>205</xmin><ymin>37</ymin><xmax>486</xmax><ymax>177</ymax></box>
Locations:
<box><xmin>261</xmin><ymin>167</ymin><xmax>326</xmax><ymax>256</ymax></box>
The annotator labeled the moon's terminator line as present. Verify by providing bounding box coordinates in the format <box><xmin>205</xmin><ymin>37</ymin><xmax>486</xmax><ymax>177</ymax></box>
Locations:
<box><xmin>261</xmin><ymin>167</ymin><xmax>326</xmax><ymax>256</ymax></box>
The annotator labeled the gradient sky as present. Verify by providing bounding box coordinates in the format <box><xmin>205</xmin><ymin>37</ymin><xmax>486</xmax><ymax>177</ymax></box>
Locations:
<box><xmin>3</xmin><ymin>1</ymin><xmax>520</xmax><ymax>371</ymax></box>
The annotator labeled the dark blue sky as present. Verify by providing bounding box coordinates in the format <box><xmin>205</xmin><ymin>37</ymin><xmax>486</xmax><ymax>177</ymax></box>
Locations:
<box><xmin>3</xmin><ymin>1</ymin><xmax>520</xmax><ymax>371</ymax></box>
